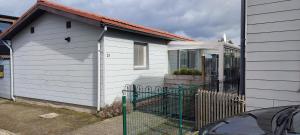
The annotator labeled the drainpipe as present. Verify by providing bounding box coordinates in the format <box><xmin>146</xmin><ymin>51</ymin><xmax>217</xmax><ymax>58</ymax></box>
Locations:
<box><xmin>240</xmin><ymin>0</ymin><xmax>246</xmax><ymax>95</ymax></box>
<box><xmin>1</xmin><ymin>40</ymin><xmax>16</xmax><ymax>101</ymax></box>
<box><xmin>97</xmin><ymin>26</ymin><xmax>107</xmax><ymax>112</ymax></box>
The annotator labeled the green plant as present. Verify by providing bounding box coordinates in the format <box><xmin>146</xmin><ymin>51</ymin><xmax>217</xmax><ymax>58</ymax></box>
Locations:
<box><xmin>179</xmin><ymin>68</ymin><xmax>189</xmax><ymax>75</ymax></box>
<box><xmin>173</xmin><ymin>70</ymin><xmax>180</xmax><ymax>75</ymax></box>
<box><xmin>193</xmin><ymin>70</ymin><xmax>201</xmax><ymax>75</ymax></box>
<box><xmin>98</xmin><ymin>99</ymin><xmax>132</xmax><ymax>119</ymax></box>
<box><xmin>186</xmin><ymin>69</ymin><xmax>193</xmax><ymax>75</ymax></box>
<box><xmin>173</xmin><ymin>68</ymin><xmax>202</xmax><ymax>75</ymax></box>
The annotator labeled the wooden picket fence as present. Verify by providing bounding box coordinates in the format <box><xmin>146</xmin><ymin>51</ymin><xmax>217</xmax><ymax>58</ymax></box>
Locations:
<box><xmin>195</xmin><ymin>90</ymin><xmax>246</xmax><ymax>129</ymax></box>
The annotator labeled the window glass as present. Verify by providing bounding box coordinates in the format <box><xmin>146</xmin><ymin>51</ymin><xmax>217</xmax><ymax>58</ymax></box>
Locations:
<box><xmin>180</xmin><ymin>50</ymin><xmax>188</xmax><ymax>68</ymax></box>
<box><xmin>134</xmin><ymin>42</ymin><xmax>148</xmax><ymax>68</ymax></box>
<box><xmin>188</xmin><ymin>50</ymin><xmax>196</xmax><ymax>69</ymax></box>
<box><xmin>168</xmin><ymin>50</ymin><xmax>179</xmax><ymax>73</ymax></box>
<box><xmin>179</xmin><ymin>50</ymin><xmax>200</xmax><ymax>69</ymax></box>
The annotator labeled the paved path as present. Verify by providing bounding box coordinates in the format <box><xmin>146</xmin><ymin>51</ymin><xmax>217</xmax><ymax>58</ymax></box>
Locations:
<box><xmin>64</xmin><ymin>116</ymin><xmax>123</xmax><ymax>135</ymax></box>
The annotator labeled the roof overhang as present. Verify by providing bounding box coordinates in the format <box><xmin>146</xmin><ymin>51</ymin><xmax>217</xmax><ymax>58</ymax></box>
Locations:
<box><xmin>0</xmin><ymin>14</ymin><xmax>18</xmax><ymax>23</ymax></box>
<box><xmin>168</xmin><ymin>41</ymin><xmax>222</xmax><ymax>50</ymax></box>
<box><xmin>0</xmin><ymin>0</ymin><xmax>192</xmax><ymax>41</ymax></box>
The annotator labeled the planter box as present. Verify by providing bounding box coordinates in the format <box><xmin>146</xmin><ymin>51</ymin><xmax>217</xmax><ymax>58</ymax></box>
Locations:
<box><xmin>164</xmin><ymin>75</ymin><xmax>205</xmax><ymax>88</ymax></box>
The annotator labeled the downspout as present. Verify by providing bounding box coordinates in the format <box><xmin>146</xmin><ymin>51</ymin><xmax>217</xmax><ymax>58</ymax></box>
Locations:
<box><xmin>240</xmin><ymin>0</ymin><xmax>246</xmax><ymax>95</ymax></box>
<box><xmin>1</xmin><ymin>40</ymin><xmax>16</xmax><ymax>101</ymax></box>
<box><xmin>97</xmin><ymin>26</ymin><xmax>107</xmax><ymax>112</ymax></box>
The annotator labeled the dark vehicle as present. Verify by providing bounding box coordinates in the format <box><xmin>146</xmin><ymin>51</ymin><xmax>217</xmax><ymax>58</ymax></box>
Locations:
<box><xmin>199</xmin><ymin>105</ymin><xmax>300</xmax><ymax>135</ymax></box>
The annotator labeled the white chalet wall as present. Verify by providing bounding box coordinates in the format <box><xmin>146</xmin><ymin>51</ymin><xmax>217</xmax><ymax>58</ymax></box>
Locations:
<box><xmin>246</xmin><ymin>0</ymin><xmax>300</xmax><ymax>110</ymax></box>
<box><xmin>103</xmin><ymin>31</ymin><xmax>169</xmax><ymax>104</ymax></box>
<box><xmin>12</xmin><ymin>13</ymin><xmax>101</xmax><ymax>107</ymax></box>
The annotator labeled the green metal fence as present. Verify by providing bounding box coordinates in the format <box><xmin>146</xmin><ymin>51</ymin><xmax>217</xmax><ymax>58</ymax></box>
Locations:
<box><xmin>122</xmin><ymin>84</ymin><xmax>201</xmax><ymax>135</ymax></box>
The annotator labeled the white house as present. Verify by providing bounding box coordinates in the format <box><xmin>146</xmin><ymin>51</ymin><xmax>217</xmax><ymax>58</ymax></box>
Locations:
<box><xmin>0</xmin><ymin>0</ymin><xmax>191</xmax><ymax>111</ymax></box>
<box><xmin>245</xmin><ymin>0</ymin><xmax>300</xmax><ymax>110</ymax></box>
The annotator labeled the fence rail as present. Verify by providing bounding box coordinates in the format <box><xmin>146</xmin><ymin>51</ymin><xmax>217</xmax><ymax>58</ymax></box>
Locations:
<box><xmin>122</xmin><ymin>84</ymin><xmax>202</xmax><ymax>135</ymax></box>
<box><xmin>195</xmin><ymin>90</ymin><xmax>245</xmax><ymax>129</ymax></box>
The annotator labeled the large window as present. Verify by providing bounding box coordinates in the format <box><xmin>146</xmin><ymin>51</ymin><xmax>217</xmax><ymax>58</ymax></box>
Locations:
<box><xmin>179</xmin><ymin>50</ymin><xmax>200</xmax><ymax>69</ymax></box>
<box><xmin>134</xmin><ymin>42</ymin><xmax>148</xmax><ymax>69</ymax></box>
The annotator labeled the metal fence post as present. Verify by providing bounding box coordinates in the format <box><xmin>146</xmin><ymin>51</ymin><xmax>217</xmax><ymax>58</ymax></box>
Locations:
<box><xmin>178</xmin><ymin>85</ymin><xmax>183</xmax><ymax>135</ymax></box>
<box><xmin>122</xmin><ymin>93</ymin><xmax>127</xmax><ymax>135</ymax></box>
<box><xmin>133</xmin><ymin>84</ymin><xmax>137</xmax><ymax>110</ymax></box>
<box><xmin>163</xmin><ymin>87</ymin><xmax>168</xmax><ymax>116</ymax></box>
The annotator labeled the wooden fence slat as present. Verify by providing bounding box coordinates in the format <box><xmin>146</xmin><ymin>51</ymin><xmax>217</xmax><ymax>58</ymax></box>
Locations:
<box><xmin>195</xmin><ymin>90</ymin><xmax>246</xmax><ymax>129</ymax></box>
<box><xmin>216</xmin><ymin>92</ymin><xmax>219</xmax><ymax>120</ymax></box>
<box><xmin>203</xmin><ymin>91</ymin><xmax>206</xmax><ymax>126</ymax></box>
<box><xmin>200</xmin><ymin>91</ymin><xmax>202</xmax><ymax>128</ymax></box>
<box><xmin>213</xmin><ymin>92</ymin><xmax>216</xmax><ymax>122</ymax></box>
<box><xmin>195</xmin><ymin>93</ymin><xmax>198</xmax><ymax>129</ymax></box>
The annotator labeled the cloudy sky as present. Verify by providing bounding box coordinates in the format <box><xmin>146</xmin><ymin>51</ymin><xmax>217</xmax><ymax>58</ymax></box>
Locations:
<box><xmin>0</xmin><ymin>0</ymin><xmax>241</xmax><ymax>43</ymax></box>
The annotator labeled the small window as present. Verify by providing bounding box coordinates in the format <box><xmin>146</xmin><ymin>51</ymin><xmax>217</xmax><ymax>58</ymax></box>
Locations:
<box><xmin>66</xmin><ymin>21</ymin><xmax>71</xmax><ymax>29</ymax></box>
<box><xmin>30</xmin><ymin>27</ymin><xmax>34</xmax><ymax>34</ymax></box>
<box><xmin>134</xmin><ymin>42</ymin><xmax>148</xmax><ymax>69</ymax></box>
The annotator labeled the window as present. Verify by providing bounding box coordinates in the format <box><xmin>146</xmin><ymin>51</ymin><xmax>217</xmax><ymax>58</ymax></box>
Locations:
<box><xmin>134</xmin><ymin>42</ymin><xmax>148</xmax><ymax>69</ymax></box>
<box><xmin>179</xmin><ymin>50</ymin><xmax>188</xmax><ymax>68</ymax></box>
<box><xmin>179</xmin><ymin>50</ymin><xmax>199</xmax><ymax>69</ymax></box>
<box><xmin>30</xmin><ymin>27</ymin><xmax>34</xmax><ymax>34</ymax></box>
<box><xmin>66</xmin><ymin>21</ymin><xmax>71</xmax><ymax>29</ymax></box>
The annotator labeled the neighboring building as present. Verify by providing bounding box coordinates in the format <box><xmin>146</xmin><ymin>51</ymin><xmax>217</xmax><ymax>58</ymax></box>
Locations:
<box><xmin>0</xmin><ymin>0</ymin><xmax>191</xmax><ymax>109</ymax></box>
<box><xmin>0</xmin><ymin>55</ymin><xmax>10</xmax><ymax>99</ymax></box>
<box><xmin>0</xmin><ymin>14</ymin><xmax>18</xmax><ymax>55</ymax></box>
<box><xmin>167</xmin><ymin>39</ymin><xmax>240</xmax><ymax>93</ymax></box>
<box><xmin>245</xmin><ymin>0</ymin><xmax>300</xmax><ymax>110</ymax></box>
<box><xmin>0</xmin><ymin>14</ymin><xmax>18</xmax><ymax>99</ymax></box>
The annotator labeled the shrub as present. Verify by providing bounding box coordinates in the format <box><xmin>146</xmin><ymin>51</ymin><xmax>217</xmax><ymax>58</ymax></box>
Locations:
<box><xmin>173</xmin><ymin>70</ymin><xmax>180</xmax><ymax>75</ymax></box>
<box><xmin>97</xmin><ymin>99</ymin><xmax>132</xmax><ymax>119</ymax></box>
<box><xmin>193</xmin><ymin>70</ymin><xmax>201</xmax><ymax>75</ymax></box>
<box><xmin>173</xmin><ymin>68</ymin><xmax>202</xmax><ymax>76</ymax></box>
<box><xmin>179</xmin><ymin>68</ymin><xmax>189</xmax><ymax>75</ymax></box>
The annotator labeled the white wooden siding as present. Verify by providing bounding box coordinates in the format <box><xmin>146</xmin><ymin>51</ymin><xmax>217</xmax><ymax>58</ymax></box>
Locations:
<box><xmin>103</xmin><ymin>36</ymin><xmax>168</xmax><ymax>104</ymax></box>
<box><xmin>0</xmin><ymin>60</ymin><xmax>11</xmax><ymax>99</ymax></box>
<box><xmin>12</xmin><ymin>13</ymin><xmax>100</xmax><ymax>106</ymax></box>
<box><xmin>246</xmin><ymin>0</ymin><xmax>300</xmax><ymax>110</ymax></box>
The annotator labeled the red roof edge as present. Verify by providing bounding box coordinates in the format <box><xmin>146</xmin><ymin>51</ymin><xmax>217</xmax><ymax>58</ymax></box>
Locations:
<box><xmin>1</xmin><ymin>0</ymin><xmax>194</xmax><ymax>41</ymax></box>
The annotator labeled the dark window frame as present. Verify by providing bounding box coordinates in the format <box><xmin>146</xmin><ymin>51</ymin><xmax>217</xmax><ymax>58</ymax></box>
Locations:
<box><xmin>30</xmin><ymin>27</ymin><xmax>34</xmax><ymax>34</ymax></box>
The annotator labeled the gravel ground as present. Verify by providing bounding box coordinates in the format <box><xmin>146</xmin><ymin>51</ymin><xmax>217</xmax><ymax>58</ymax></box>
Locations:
<box><xmin>65</xmin><ymin>116</ymin><xmax>123</xmax><ymax>135</ymax></box>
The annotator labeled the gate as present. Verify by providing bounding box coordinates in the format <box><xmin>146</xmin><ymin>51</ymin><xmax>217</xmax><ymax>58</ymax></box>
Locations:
<box><xmin>122</xmin><ymin>84</ymin><xmax>200</xmax><ymax>135</ymax></box>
